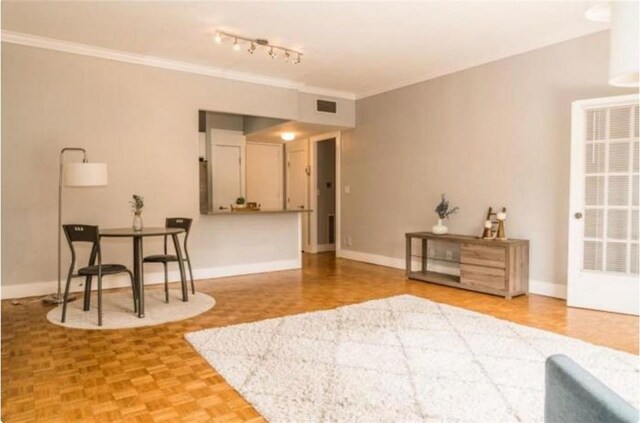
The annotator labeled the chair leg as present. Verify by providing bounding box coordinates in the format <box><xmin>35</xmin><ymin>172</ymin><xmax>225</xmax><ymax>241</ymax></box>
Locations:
<box><xmin>83</xmin><ymin>276</ymin><xmax>92</xmax><ymax>311</ymax></box>
<box><xmin>163</xmin><ymin>262</ymin><xmax>169</xmax><ymax>303</ymax></box>
<box><xmin>187</xmin><ymin>259</ymin><xmax>195</xmax><ymax>295</ymax></box>
<box><xmin>127</xmin><ymin>271</ymin><xmax>138</xmax><ymax>314</ymax></box>
<box><xmin>61</xmin><ymin>272</ymin><xmax>74</xmax><ymax>323</ymax></box>
<box><xmin>97</xmin><ymin>275</ymin><xmax>103</xmax><ymax>327</ymax></box>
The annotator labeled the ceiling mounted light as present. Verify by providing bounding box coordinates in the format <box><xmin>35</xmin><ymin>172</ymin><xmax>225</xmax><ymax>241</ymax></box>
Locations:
<box><xmin>281</xmin><ymin>132</ymin><xmax>296</xmax><ymax>142</ymax></box>
<box><xmin>213</xmin><ymin>30</ymin><xmax>303</xmax><ymax>64</ymax></box>
<box><xmin>584</xmin><ymin>1</ymin><xmax>639</xmax><ymax>87</ymax></box>
<box><xmin>584</xmin><ymin>2</ymin><xmax>611</xmax><ymax>22</ymax></box>
<box><xmin>609</xmin><ymin>1</ymin><xmax>639</xmax><ymax>87</ymax></box>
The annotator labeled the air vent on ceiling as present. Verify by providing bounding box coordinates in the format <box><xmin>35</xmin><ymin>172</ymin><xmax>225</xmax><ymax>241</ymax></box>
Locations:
<box><xmin>317</xmin><ymin>99</ymin><xmax>337</xmax><ymax>114</ymax></box>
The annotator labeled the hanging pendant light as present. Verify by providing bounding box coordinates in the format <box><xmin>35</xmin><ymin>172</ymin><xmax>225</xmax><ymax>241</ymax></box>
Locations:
<box><xmin>609</xmin><ymin>1</ymin><xmax>639</xmax><ymax>87</ymax></box>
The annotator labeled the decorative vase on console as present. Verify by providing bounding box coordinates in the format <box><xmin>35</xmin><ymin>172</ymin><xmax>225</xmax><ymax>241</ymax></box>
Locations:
<box><xmin>130</xmin><ymin>194</ymin><xmax>144</xmax><ymax>232</ymax></box>
<box><xmin>432</xmin><ymin>193</ymin><xmax>458</xmax><ymax>235</ymax></box>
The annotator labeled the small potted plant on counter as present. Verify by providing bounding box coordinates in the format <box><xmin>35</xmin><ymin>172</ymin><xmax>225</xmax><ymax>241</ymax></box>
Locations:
<box><xmin>432</xmin><ymin>194</ymin><xmax>458</xmax><ymax>235</ymax></box>
<box><xmin>231</xmin><ymin>197</ymin><xmax>246</xmax><ymax>211</ymax></box>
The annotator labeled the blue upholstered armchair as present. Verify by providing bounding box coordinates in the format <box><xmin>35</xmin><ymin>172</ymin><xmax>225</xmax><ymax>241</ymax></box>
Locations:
<box><xmin>545</xmin><ymin>354</ymin><xmax>639</xmax><ymax>423</ymax></box>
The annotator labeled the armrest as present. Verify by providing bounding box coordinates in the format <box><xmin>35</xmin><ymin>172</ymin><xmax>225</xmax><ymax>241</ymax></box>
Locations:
<box><xmin>545</xmin><ymin>354</ymin><xmax>638</xmax><ymax>423</ymax></box>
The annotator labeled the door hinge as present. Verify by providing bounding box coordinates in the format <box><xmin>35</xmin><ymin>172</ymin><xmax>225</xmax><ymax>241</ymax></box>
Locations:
<box><xmin>305</xmin><ymin>165</ymin><xmax>311</xmax><ymax>175</ymax></box>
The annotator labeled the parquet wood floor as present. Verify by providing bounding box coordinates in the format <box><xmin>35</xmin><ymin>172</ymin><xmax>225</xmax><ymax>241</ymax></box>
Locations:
<box><xmin>2</xmin><ymin>253</ymin><xmax>638</xmax><ymax>422</ymax></box>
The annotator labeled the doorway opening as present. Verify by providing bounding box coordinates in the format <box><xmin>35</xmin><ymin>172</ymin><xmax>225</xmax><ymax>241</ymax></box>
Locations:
<box><xmin>303</xmin><ymin>132</ymin><xmax>341</xmax><ymax>255</ymax></box>
<box><xmin>315</xmin><ymin>138</ymin><xmax>337</xmax><ymax>253</ymax></box>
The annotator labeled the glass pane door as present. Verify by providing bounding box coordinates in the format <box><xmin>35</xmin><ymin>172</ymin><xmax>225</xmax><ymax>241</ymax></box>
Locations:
<box><xmin>583</xmin><ymin>104</ymin><xmax>639</xmax><ymax>275</ymax></box>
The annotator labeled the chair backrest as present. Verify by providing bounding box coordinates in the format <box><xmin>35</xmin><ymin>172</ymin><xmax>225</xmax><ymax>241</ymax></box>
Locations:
<box><xmin>63</xmin><ymin>224</ymin><xmax>100</xmax><ymax>244</ymax></box>
<box><xmin>62</xmin><ymin>224</ymin><xmax>101</xmax><ymax>267</ymax></box>
<box><xmin>166</xmin><ymin>218</ymin><xmax>192</xmax><ymax>234</ymax></box>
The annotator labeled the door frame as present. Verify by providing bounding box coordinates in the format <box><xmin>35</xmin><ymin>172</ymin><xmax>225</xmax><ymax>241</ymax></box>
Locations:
<box><xmin>308</xmin><ymin>131</ymin><xmax>341</xmax><ymax>255</ymax></box>
<box><xmin>567</xmin><ymin>93</ymin><xmax>639</xmax><ymax>315</ymax></box>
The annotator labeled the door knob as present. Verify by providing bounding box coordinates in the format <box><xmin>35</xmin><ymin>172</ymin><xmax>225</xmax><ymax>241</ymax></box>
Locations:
<box><xmin>574</xmin><ymin>212</ymin><xmax>583</xmax><ymax>219</ymax></box>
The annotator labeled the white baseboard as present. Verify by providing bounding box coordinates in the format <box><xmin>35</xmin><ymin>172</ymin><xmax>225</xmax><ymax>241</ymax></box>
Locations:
<box><xmin>1</xmin><ymin>258</ymin><xmax>301</xmax><ymax>300</ymax></box>
<box><xmin>529</xmin><ymin>279</ymin><xmax>567</xmax><ymax>299</ymax></box>
<box><xmin>337</xmin><ymin>249</ymin><xmax>405</xmax><ymax>269</ymax></box>
<box><xmin>316</xmin><ymin>243</ymin><xmax>336</xmax><ymax>253</ymax></box>
<box><xmin>337</xmin><ymin>249</ymin><xmax>566</xmax><ymax>299</ymax></box>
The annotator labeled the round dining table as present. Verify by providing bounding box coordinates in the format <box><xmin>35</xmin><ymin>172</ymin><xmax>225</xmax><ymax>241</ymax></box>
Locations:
<box><xmin>100</xmin><ymin>227</ymin><xmax>187</xmax><ymax>318</ymax></box>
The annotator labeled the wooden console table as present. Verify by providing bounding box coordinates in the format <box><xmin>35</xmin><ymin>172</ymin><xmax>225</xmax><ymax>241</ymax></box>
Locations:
<box><xmin>405</xmin><ymin>232</ymin><xmax>529</xmax><ymax>299</ymax></box>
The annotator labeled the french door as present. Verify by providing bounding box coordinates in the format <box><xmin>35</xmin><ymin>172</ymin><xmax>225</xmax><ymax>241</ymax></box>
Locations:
<box><xmin>568</xmin><ymin>94</ymin><xmax>639</xmax><ymax>315</ymax></box>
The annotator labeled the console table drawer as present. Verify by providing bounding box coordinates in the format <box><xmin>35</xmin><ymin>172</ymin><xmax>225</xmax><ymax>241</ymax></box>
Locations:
<box><xmin>461</xmin><ymin>243</ymin><xmax>506</xmax><ymax>268</ymax></box>
<box><xmin>461</xmin><ymin>264</ymin><xmax>506</xmax><ymax>291</ymax></box>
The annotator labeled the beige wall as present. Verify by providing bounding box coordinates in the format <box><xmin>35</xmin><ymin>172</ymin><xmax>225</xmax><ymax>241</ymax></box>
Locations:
<box><xmin>1</xmin><ymin>42</ymin><xmax>314</xmax><ymax>290</ymax></box>
<box><xmin>340</xmin><ymin>31</ymin><xmax>634</xmax><ymax>287</ymax></box>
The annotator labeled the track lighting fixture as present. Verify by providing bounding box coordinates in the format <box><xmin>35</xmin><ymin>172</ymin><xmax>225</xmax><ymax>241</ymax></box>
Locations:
<box><xmin>213</xmin><ymin>30</ymin><xmax>303</xmax><ymax>64</ymax></box>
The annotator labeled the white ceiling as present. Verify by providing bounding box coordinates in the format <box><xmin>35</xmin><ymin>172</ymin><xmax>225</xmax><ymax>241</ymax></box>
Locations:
<box><xmin>1</xmin><ymin>1</ymin><xmax>608</xmax><ymax>99</ymax></box>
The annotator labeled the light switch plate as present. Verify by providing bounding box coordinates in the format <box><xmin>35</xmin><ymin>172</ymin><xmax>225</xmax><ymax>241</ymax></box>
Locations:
<box><xmin>344</xmin><ymin>186</ymin><xmax>351</xmax><ymax>194</ymax></box>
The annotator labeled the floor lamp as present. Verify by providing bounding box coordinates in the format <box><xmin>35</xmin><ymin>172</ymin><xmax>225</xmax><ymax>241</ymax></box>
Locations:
<box><xmin>42</xmin><ymin>148</ymin><xmax>108</xmax><ymax>305</ymax></box>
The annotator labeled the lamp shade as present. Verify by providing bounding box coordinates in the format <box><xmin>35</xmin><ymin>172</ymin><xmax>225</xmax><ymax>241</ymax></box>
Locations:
<box><xmin>609</xmin><ymin>1</ymin><xmax>639</xmax><ymax>87</ymax></box>
<box><xmin>62</xmin><ymin>162</ymin><xmax>108</xmax><ymax>187</ymax></box>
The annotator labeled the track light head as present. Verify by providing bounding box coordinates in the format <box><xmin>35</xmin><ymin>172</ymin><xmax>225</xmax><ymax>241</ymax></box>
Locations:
<box><xmin>233</xmin><ymin>38</ymin><xmax>241</xmax><ymax>51</ymax></box>
<box><xmin>214</xmin><ymin>33</ymin><xmax>223</xmax><ymax>44</ymax></box>
<box><xmin>293</xmin><ymin>53</ymin><xmax>302</xmax><ymax>64</ymax></box>
<box><xmin>269</xmin><ymin>47</ymin><xmax>277</xmax><ymax>59</ymax></box>
<box><xmin>248</xmin><ymin>43</ymin><xmax>256</xmax><ymax>54</ymax></box>
<box><xmin>284</xmin><ymin>51</ymin><xmax>291</xmax><ymax>62</ymax></box>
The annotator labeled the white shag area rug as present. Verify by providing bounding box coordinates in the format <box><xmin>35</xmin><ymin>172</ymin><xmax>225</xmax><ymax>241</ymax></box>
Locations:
<box><xmin>186</xmin><ymin>294</ymin><xmax>638</xmax><ymax>422</ymax></box>
<box><xmin>47</xmin><ymin>289</ymin><xmax>215</xmax><ymax>329</ymax></box>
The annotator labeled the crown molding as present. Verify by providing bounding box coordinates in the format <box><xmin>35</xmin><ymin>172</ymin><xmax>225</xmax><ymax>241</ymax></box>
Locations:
<box><xmin>1</xmin><ymin>30</ymin><xmax>356</xmax><ymax>101</ymax></box>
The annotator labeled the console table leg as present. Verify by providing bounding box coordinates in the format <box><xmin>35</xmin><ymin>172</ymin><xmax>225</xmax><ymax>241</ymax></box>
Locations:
<box><xmin>421</xmin><ymin>239</ymin><xmax>428</xmax><ymax>272</ymax></box>
<box><xmin>405</xmin><ymin>236</ymin><xmax>412</xmax><ymax>277</ymax></box>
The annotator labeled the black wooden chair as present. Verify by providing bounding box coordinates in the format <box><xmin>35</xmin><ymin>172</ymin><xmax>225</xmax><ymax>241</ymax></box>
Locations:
<box><xmin>143</xmin><ymin>218</ymin><xmax>195</xmax><ymax>303</ymax></box>
<box><xmin>61</xmin><ymin>224</ymin><xmax>137</xmax><ymax>326</ymax></box>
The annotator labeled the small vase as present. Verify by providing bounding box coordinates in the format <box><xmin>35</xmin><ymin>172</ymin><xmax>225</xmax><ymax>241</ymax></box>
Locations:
<box><xmin>432</xmin><ymin>218</ymin><xmax>448</xmax><ymax>235</ymax></box>
<box><xmin>133</xmin><ymin>212</ymin><xmax>143</xmax><ymax>232</ymax></box>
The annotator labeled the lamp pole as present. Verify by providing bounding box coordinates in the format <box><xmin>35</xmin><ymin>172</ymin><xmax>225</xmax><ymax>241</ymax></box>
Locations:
<box><xmin>42</xmin><ymin>148</ymin><xmax>87</xmax><ymax>305</ymax></box>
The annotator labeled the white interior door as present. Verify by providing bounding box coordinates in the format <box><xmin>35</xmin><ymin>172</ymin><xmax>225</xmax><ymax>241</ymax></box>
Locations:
<box><xmin>286</xmin><ymin>138</ymin><xmax>309</xmax><ymax>250</ymax></box>
<box><xmin>286</xmin><ymin>139</ymin><xmax>309</xmax><ymax>211</ymax></box>
<box><xmin>212</xmin><ymin>145</ymin><xmax>242</xmax><ymax>210</ymax></box>
<box><xmin>246</xmin><ymin>142</ymin><xmax>283</xmax><ymax>209</ymax></box>
<box><xmin>568</xmin><ymin>95</ymin><xmax>639</xmax><ymax>315</ymax></box>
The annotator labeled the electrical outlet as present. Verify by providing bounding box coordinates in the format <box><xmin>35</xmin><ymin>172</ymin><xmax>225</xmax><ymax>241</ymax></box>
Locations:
<box><xmin>346</xmin><ymin>235</ymin><xmax>352</xmax><ymax>247</ymax></box>
<box><xmin>446</xmin><ymin>250</ymin><xmax>453</xmax><ymax>260</ymax></box>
